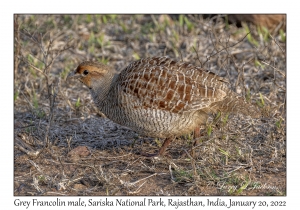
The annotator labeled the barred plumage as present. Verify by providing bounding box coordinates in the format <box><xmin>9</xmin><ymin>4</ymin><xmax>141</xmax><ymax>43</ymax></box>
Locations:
<box><xmin>68</xmin><ymin>56</ymin><xmax>260</xmax><ymax>156</ymax></box>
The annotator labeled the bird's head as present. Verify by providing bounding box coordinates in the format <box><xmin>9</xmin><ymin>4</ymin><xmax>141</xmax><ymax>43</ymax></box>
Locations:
<box><xmin>67</xmin><ymin>61</ymin><xmax>113</xmax><ymax>90</ymax></box>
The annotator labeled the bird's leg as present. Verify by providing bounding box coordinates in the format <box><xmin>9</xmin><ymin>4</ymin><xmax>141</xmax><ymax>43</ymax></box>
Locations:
<box><xmin>193</xmin><ymin>126</ymin><xmax>201</xmax><ymax>146</ymax></box>
<box><xmin>190</xmin><ymin>127</ymin><xmax>201</xmax><ymax>157</ymax></box>
<box><xmin>141</xmin><ymin>137</ymin><xmax>173</xmax><ymax>157</ymax></box>
<box><xmin>158</xmin><ymin>137</ymin><xmax>173</xmax><ymax>156</ymax></box>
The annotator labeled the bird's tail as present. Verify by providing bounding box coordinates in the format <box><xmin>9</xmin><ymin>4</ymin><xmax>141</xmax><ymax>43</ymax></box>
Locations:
<box><xmin>213</xmin><ymin>91</ymin><xmax>261</xmax><ymax>118</ymax></box>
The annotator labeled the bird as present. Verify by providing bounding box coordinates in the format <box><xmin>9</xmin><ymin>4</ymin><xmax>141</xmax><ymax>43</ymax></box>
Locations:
<box><xmin>67</xmin><ymin>56</ymin><xmax>260</xmax><ymax>156</ymax></box>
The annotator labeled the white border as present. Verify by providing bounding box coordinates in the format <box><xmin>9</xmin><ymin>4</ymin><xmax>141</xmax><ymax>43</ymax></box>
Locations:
<box><xmin>4</xmin><ymin>0</ymin><xmax>295</xmax><ymax>209</ymax></box>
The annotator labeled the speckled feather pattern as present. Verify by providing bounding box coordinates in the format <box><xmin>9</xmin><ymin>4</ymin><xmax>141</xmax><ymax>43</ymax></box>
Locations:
<box><xmin>74</xmin><ymin>56</ymin><xmax>260</xmax><ymax>138</ymax></box>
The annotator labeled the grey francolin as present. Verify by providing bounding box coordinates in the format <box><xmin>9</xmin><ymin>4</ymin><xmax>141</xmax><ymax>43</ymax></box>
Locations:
<box><xmin>67</xmin><ymin>57</ymin><xmax>260</xmax><ymax>156</ymax></box>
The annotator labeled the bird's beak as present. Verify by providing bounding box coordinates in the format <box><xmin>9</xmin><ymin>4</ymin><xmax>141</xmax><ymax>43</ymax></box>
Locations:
<box><xmin>66</xmin><ymin>71</ymin><xmax>81</xmax><ymax>81</ymax></box>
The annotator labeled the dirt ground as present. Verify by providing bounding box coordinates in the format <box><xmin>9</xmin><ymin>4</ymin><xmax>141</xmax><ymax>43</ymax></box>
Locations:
<box><xmin>14</xmin><ymin>14</ymin><xmax>286</xmax><ymax>196</ymax></box>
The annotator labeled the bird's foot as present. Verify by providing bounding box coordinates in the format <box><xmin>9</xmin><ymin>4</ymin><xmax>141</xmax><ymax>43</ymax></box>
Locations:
<box><xmin>138</xmin><ymin>137</ymin><xmax>174</xmax><ymax>157</ymax></box>
<box><xmin>140</xmin><ymin>151</ymin><xmax>160</xmax><ymax>157</ymax></box>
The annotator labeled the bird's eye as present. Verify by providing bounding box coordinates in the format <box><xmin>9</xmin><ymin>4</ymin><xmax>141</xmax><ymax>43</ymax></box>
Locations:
<box><xmin>83</xmin><ymin>70</ymin><xmax>89</xmax><ymax>75</ymax></box>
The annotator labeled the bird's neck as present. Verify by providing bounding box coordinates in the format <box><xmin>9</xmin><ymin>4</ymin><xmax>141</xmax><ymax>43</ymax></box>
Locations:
<box><xmin>90</xmin><ymin>71</ymin><xmax>119</xmax><ymax>106</ymax></box>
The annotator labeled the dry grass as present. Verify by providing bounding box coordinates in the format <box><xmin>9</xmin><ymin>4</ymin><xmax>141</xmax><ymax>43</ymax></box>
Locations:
<box><xmin>14</xmin><ymin>14</ymin><xmax>286</xmax><ymax>196</ymax></box>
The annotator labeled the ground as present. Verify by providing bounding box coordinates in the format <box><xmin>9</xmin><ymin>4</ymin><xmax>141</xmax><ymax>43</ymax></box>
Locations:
<box><xmin>14</xmin><ymin>14</ymin><xmax>286</xmax><ymax>196</ymax></box>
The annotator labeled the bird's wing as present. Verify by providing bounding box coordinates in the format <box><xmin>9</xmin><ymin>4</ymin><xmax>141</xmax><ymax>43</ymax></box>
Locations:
<box><xmin>117</xmin><ymin>57</ymin><xmax>228</xmax><ymax>114</ymax></box>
